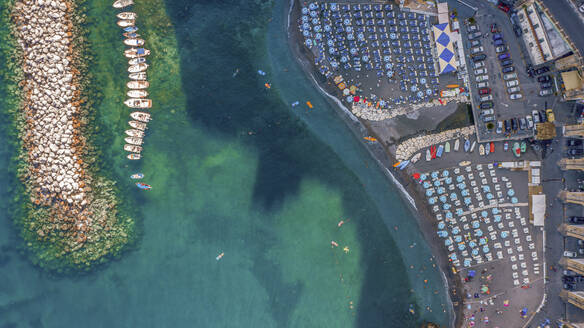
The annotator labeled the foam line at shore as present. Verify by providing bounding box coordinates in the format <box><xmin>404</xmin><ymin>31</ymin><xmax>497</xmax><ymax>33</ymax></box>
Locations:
<box><xmin>383</xmin><ymin>167</ymin><xmax>417</xmax><ymax>210</ymax></box>
<box><xmin>287</xmin><ymin>0</ymin><xmax>294</xmax><ymax>31</ymax></box>
<box><xmin>308</xmin><ymin>74</ymin><xmax>359</xmax><ymax>123</ymax></box>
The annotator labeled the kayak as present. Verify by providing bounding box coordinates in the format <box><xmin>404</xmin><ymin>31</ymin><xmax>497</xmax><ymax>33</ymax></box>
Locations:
<box><xmin>136</xmin><ymin>182</ymin><xmax>151</xmax><ymax>190</ymax></box>
<box><xmin>291</xmin><ymin>101</ymin><xmax>299</xmax><ymax>107</ymax></box>
<box><xmin>479</xmin><ymin>144</ymin><xmax>485</xmax><ymax>156</ymax></box>
<box><xmin>490</xmin><ymin>142</ymin><xmax>495</xmax><ymax>153</ymax></box>
<box><xmin>445</xmin><ymin>141</ymin><xmax>451</xmax><ymax>153</ymax></box>
<box><xmin>306</xmin><ymin>101</ymin><xmax>313</xmax><ymax>108</ymax></box>
<box><xmin>411</xmin><ymin>153</ymin><xmax>421</xmax><ymax>163</ymax></box>
<box><xmin>258</xmin><ymin>70</ymin><xmax>266</xmax><ymax>76</ymax></box>
<box><xmin>436</xmin><ymin>144</ymin><xmax>444</xmax><ymax>158</ymax></box>
<box><xmin>520</xmin><ymin>141</ymin><xmax>527</xmax><ymax>153</ymax></box>
<box><xmin>464</xmin><ymin>139</ymin><xmax>470</xmax><ymax>152</ymax></box>
<box><xmin>485</xmin><ymin>144</ymin><xmax>490</xmax><ymax>156</ymax></box>
<box><xmin>393</xmin><ymin>161</ymin><xmax>402</xmax><ymax>168</ymax></box>
<box><xmin>364</xmin><ymin>136</ymin><xmax>377</xmax><ymax>142</ymax></box>
<box><xmin>130</xmin><ymin>173</ymin><xmax>144</xmax><ymax>179</ymax></box>
<box><xmin>123</xmin><ymin>26</ymin><xmax>138</xmax><ymax>33</ymax></box>
<box><xmin>398</xmin><ymin>160</ymin><xmax>410</xmax><ymax>170</ymax></box>
<box><xmin>430</xmin><ymin>146</ymin><xmax>437</xmax><ymax>159</ymax></box>
<box><xmin>426</xmin><ymin>149</ymin><xmax>431</xmax><ymax>161</ymax></box>
<box><xmin>454</xmin><ymin>139</ymin><xmax>460</xmax><ymax>152</ymax></box>
<box><xmin>470</xmin><ymin>141</ymin><xmax>477</xmax><ymax>153</ymax></box>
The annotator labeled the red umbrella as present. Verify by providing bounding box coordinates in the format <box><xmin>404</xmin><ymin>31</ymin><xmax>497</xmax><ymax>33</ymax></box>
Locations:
<box><xmin>412</xmin><ymin>173</ymin><xmax>420</xmax><ymax>180</ymax></box>
<box><xmin>353</xmin><ymin>96</ymin><xmax>360</xmax><ymax>102</ymax></box>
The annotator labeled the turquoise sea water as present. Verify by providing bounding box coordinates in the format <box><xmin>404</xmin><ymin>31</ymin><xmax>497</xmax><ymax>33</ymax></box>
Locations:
<box><xmin>0</xmin><ymin>0</ymin><xmax>451</xmax><ymax>327</ymax></box>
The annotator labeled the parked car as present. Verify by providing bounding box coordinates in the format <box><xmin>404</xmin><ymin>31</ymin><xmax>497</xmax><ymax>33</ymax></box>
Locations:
<box><xmin>534</xmin><ymin>66</ymin><xmax>549</xmax><ymax>76</ymax></box>
<box><xmin>501</xmin><ymin>59</ymin><xmax>513</xmax><ymax>66</ymax></box>
<box><xmin>526</xmin><ymin>115</ymin><xmax>534</xmax><ymax>129</ymax></box>
<box><xmin>569</xmin><ymin>216</ymin><xmax>584</xmax><ymax>224</ymax></box>
<box><xmin>473</xmin><ymin>61</ymin><xmax>485</xmax><ymax>69</ymax></box>
<box><xmin>507</xmin><ymin>86</ymin><xmax>521</xmax><ymax>94</ymax></box>
<box><xmin>519</xmin><ymin>118</ymin><xmax>527</xmax><ymax>130</ymax></box>
<box><xmin>495</xmin><ymin>46</ymin><xmax>507</xmax><ymax>53</ymax></box>
<box><xmin>498</xmin><ymin>53</ymin><xmax>511</xmax><ymax>60</ymax></box>
<box><xmin>504</xmin><ymin>119</ymin><xmax>511</xmax><ymax>133</ymax></box>
<box><xmin>540</xmin><ymin>82</ymin><xmax>553</xmax><ymax>89</ymax></box>
<box><xmin>567</xmin><ymin>139</ymin><xmax>583</xmax><ymax>147</ymax></box>
<box><xmin>477</xmin><ymin>81</ymin><xmax>489</xmax><ymax>88</ymax></box>
<box><xmin>506</xmin><ymin>79</ymin><xmax>519</xmax><ymax>87</ymax></box>
<box><xmin>479</xmin><ymin>88</ymin><xmax>491</xmax><ymax>95</ymax></box>
<box><xmin>502</xmin><ymin>66</ymin><xmax>515</xmax><ymax>73</ymax></box>
<box><xmin>510</xmin><ymin>93</ymin><xmax>523</xmax><ymax>100</ymax></box>
<box><xmin>474</xmin><ymin>68</ymin><xmax>487</xmax><ymax>75</ymax></box>
<box><xmin>481</xmin><ymin>108</ymin><xmax>494</xmax><ymax>115</ymax></box>
<box><xmin>564</xmin><ymin>270</ymin><xmax>579</xmax><ymax>276</ymax></box>
<box><xmin>490</xmin><ymin>23</ymin><xmax>498</xmax><ymax>33</ymax></box>
<box><xmin>467</xmin><ymin>24</ymin><xmax>479</xmax><ymax>33</ymax></box>
<box><xmin>476</xmin><ymin>75</ymin><xmax>489</xmax><ymax>82</ymax></box>
<box><xmin>539</xmin><ymin>110</ymin><xmax>547</xmax><ymax>122</ymax></box>
<box><xmin>539</xmin><ymin>89</ymin><xmax>553</xmax><ymax>96</ymax></box>
<box><xmin>470</xmin><ymin>40</ymin><xmax>481</xmax><ymax>47</ymax></box>
<box><xmin>567</xmin><ymin>149</ymin><xmax>583</xmax><ymax>156</ymax></box>
<box><xmin>546</xmin><ymin>108</ymin><xmax>555</xmax><ymax>122</ymax></box>
<box><xmin>532</xmin><ymin>110</ymin><xmax>541</xmax><ymax>123</ymax></box>
<box><xmin>503</xmin><ymin>73</ymin><xmax>518</xmax><ymax>81</ymax></box>
<box><xmin>472</xmin><ymin>54</ymin><xmax>487</xmax><ymax>62</ymax></box>
<box><xmin>494</xmin><ymin>39</ymin><xmax>505</xmax><ymax>46</ymax></box>
<box><xmin>496</xmin><ymin>121</ymin><xmax>503</xmax><ymax>134</ymax></box>
<box><xmin>564</xmin><ymin>282</ymin><xmax>576</xmax><ymax>290</ymax></box>
<box><xmin>468</xmin><ymin>31</ymin><xmax>482</xmax><ymax>40</ymax></box>
<box><xmin>492</xmin><ymin>33</ymin><xmax>503</xmax><ymax>40</ymax></box>
<box><xmin>483</xmin><ymin>116</ymin><xmax>495</xmax><ymax>123</ymax></box>
<box><xmin>497</xmin><ymin>2</ymin><xmax>510</xmax><ymax>13</ymax></box>
<box><xmin>480</xmin><ymin>101</ymin><xmax>494</xmax><ymax>109</ymax></box>
<box><xmin>480</xmin><ymin>95</ymin><xmax>493</xmax><ymax>102</ymax></box>
<box><xmin>564</xmin><ymin>251</ymin><xmax>578</xmax><ymax>258</ymax></box>
<box><xmin>537</xmin><ymin>75</ymin><xmax>551</xmax><ymax>83</ymax></box>
<box><xmin>471</xmin><ymin>46</ymin><xmax>484</xmax><ymax>54</ymax></box>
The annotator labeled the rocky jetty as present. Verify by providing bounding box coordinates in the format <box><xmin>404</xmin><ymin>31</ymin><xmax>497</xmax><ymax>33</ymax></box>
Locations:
<box><xmin>6</xmin><ymin>0</ymin><xmax>134</xmax><ymax>271</ymax></box>
<box><xmin>395</xmin><ymin>126</ymin><xmax>476</xmax><ymax>161</ymax></box>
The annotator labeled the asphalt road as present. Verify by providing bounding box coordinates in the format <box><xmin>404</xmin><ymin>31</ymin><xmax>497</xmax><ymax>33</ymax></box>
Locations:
<box><xmin>540</xmin><ymin>0</ymin><xmax>584</xmax><ymax>53</ymax></box>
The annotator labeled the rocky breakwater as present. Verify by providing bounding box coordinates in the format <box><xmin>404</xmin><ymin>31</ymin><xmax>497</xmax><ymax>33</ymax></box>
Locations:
<box><xmin>9</xmin><ymin>0</ymin><xmax>134</xmax><ymax>271</ymax></box>
<box><xmin>395</xmin><ymin>126</ymin><xmax>476</xmax><ymax>161</ymax></box>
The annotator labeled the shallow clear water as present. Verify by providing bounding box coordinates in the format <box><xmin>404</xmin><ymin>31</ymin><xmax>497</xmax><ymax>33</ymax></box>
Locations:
<box><xmin>0</xmin><ymin>0</ymin><xmax>450</xmax><ymax>326</ymax></box>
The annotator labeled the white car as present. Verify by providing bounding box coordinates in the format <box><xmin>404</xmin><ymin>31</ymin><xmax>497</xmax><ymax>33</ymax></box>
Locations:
<box><xmin>476</xmin><ymin>75</ymin><xmax>489</xmax><ymax>82</ymax></box>
<box><xmin>470</xmin><ymin>40</ymin><xmax>481</xmax><ymax>47</ymax></box>
<box><xmin>467</xmin><ymin>24</ymin><xmax>479</xmax><ymax>33</ymax></box>
<box><xmin>565</xmin><ymin>251</ymin><xmax>577</xmax><ymax>258</ymax></box>
<box><xmin>495</xmin><ymin>46</ymin><xmax>507</xmax><ymax>53</ymax></box>
<box><xmin>474</xmin><ymin>68</ymin><xmax>487</xmax><ymax>75</ymax></box>
<box><xmin>496</xmin><ymin>120</ymin><xmax>503</xmax><ymax>134</ymax></box>
<box><xmin>480</xmin><ymin>95</ymin><xmax>493</xmax><ymax>102</ymax></box>
<box><xmin>471</xmin><ymin>46</ymin><xmax>484</xmax><ymax>54</ymax></box>
<box><xmin>503</xmin><ymin>73</ymin><xmax>518</xmax><ymax>81</ymax></box>
<box><xmin>481</xmin><ymin>108</ymin><xmax>494</xmax><ymax>116</ymax></box>
<box><xmin>508</xmin><ymin>86</ymin><xmax>521</xmax><ymax>94</ymax></box>
<box><xmin>473</xmin><ymin>61</ymin><xmax>485</xmax><ymax>69</ymax></box>
<box><xmin>477</xmin><ymin>81</ymin><xmax>489</xmax><ymax>88</ymax></box>
<box><xmin>506</xmin><ymin>79</ymin><xmax>519</xmax><ymax>87</ymax></box>
<box><xmin>526</xmin><ymin>115</ymin><xmax>534</xmax><ymax>128</ymax></box>
<box><xmin>532</xmin><ymin>110</ymin><xmax>540</xmax><ymax>123</ymax></box>
<box><xmin>509</xmin><ymin>93</ymin><xmax>523</xmax><ymax>100</ymax></box>
<box><xmin>579</xmin><ymin>3</ymin><xmax>584</xmax><ymax>13</ymax></box>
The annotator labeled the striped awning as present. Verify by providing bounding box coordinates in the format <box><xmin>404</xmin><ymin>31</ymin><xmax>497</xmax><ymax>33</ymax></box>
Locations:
<box><xmin>433</xmin><ymin>23</ymin><xmax>457</xmax><ymax>74</ymax></box>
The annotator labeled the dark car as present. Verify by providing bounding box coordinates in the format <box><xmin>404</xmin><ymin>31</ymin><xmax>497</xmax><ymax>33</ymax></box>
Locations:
<box><xmin>498</xmin><ymin>53</ymin><xmax>511</xmax><ymax>60</ymax></box>
<box><xmin>568</xmin><ymin>149</ymin><xmax>584</xmax><ymax>156</ymax></box>
<box><xmin>480</xmin><ymin>101</ymin><xmax>494</xmax><ymax>109</ymax></box>
<box><xmin>534</xmin><ymin>66</ymin><xmax>550</xmax><ymax>76</ymax></box>
<box><xmin>472</xmin><ymin>54</ymin><xmax>487</xmax><ymax>62</ymax></box>
<box><xmin>502</xmin><ymin>66</ymin><xmax>515</xmax><ymax>73</ymax></box>
<box><xmin>501</xmin><ymin>59</ymin><xmax>513</xmax><ymax>67</ymax></box>
<box><xmin>504</xmin><ymin>119</ymin><xmax>511</xmax><ymax>133</ymax></box>
<box><xmin>511</xmin><ymin>118</ymin><xmax>518</xmax><ymax>131</ymax></box>
<box><xmin>479</xmin><ymin>88</ymin><xmax>491</xmax><ymax>95</ymax></box>
<box><xmin>570</xmin><ymin>216</ymin><xmax>584</xmax><ymax>224</ymax></box>
<box><xmin>492</xmin><ymin>33</ymin><xmax>503</xmax><ymax>40</ymax></box>
<box><xmin>567</xmin><ymin>139</ymin><xmax>583</xmax><ymax>147</ymax></box>
<box><xmin>537</xmin><ymin>75</ymin><xmax>551</xmax><ymax>83</ymax></box>
<box><xmin>539</xmin><ymin>110</ymin><xmax>547</xmax><ymax>122</ymax></box>
<box><xmin>494</xmin><ymin>39</ymin><xmax>505</xmax><ymax>46</ymax></box>
<box><xmin>540</xmin><ymin>82</ymin><xmax>552</xmax><ymax>89</ymax></box>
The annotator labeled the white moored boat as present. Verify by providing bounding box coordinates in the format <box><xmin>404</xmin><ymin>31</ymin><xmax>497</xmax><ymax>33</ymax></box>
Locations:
<box><xmin>117</xmin><ymin>20</ymin><xmax>135</xmax><ymax>27</ymax></box>
<box><xmin>124</xmin><ymin>144</ymin><xmax>142</xmax><ymax>153</ymax></box>
<box><xmin>129</xmin><ymin>72</ymin><xmax>147</xmax><ymax>80</ymax></box>
<box><xmin>117</xmin><ymin>12</ymin><xmax>137</xmax><ymax>20</ymax></box>
<box><xmin>128</xmin><ymin>120</ymin><xmax>147</xmax><ymax>130</ymax></box>
<box><xmin>125</xmin><ymin>129</ymin><xmax>145</xmax><ymax>137</ymax></box>
<box><xmin>128</xmin><ymin>63</ymin><xmax>148</xmax><ymax>73</ymax></box>
<box><xmin>124</xmin><ymin>38</ymin><xmax>145</xmax><ymax>47</ymax></box>
<box><xmin>127</xmin><ymin>80</ymin><xmax>149</xmax><ymax>89</ymax></box>
<box><xmin>130</xmin><ymin>111</ymin><xmax>152</xmax><ymax>122</ymax></box>
<box><xmin>113</xmin><ymin>0</ymin><xmax>133</xmax><ymax>9</ymax></box>
<box><xmin>128</xmin><ymin>57</ymin><xmax>146</xmax><ymax>65</ymax></box>
<box><xmin>125</xmin><ymin>99</ymin><xmax>152</xmax><ymax>109</ymax></box>
<box><xmin>125</xmin><ymin>137</ymin><xmax>143</xmax><ymax>145</ymax></box>
<box><xmin>127</xmin><ymin>90</ymin><xmax>148</xmax><ymax>98</ymax></box>
<box><xmin>124</xmin><ymin>48</ymin><xmax>150</xmax><ymax>58</ymax></box>
<box><xmin>127</xmin><ymin>153</ymin><xmax>141</xmax><ymax>160</ymax></box>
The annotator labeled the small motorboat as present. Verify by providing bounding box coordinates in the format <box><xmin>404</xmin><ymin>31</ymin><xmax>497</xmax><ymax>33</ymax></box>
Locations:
<box><xmin>459</xmin><ymin>161</ymin><xmax>471</xmax><ymax>166</ymax></box>
<box><xmin>445</xmin><ymin>141</ymin><xmax>451</xmax><ymax>153</ymax></box>
<box><xmin>520</xmin><ymin>141</ymin><xmax>527</xmax><ymax>153</ymax></box>
<box><xmin>116</xmin><ymin>12</ymin><xmax>137</xmax><ymax>20</ymax></box>
<box><xmin>479</xmin><ymin>144</ymin><xmax>485</xmax><ymax>156</ymax></box>
<box><xmin>430</xmin><ymin>146</ymin><xmax>437</xmax><ymax>159</ymax></box>
<box><xmin>125</xmin><ymin>98</ymin><xmax>152</xmax><ymax>109</ymax></box>
<box><xmin>130</xmin><ymin>173</ymin><xmax>144</xmax><ymax>179</ymax></box>
<box><xmin>123</xmin><ymin>32</ymin><xmax>140</xmax><ymax>39</ymax></box>
<box><xmin>125</xmin><ymin>129</ymin><xmax>145</xmax><ymax>137</ymax></box>
<box><xmin>513</xmin><ymin>142</ymin><xmax>521</xmax><ymax>157</ymax></box>
<box><xmin>363</xmin><ymin>136</ymin><xmax>377</xmax><ymax>142</ymax></box>
<box><xmin>130</xmin><ymin>111</ymin><xmax>151</xmax><ymax>122</ymax></box>
<box><xmin>129</xmin><ymin>72</ymin><xmax>147</xmax><ymax>80</ymax></box>
<box><xmin>454</xmin><ymin>139</ymin><xmax>460</xmax><ymax>151</ymax></box>
<box><xmin>485</xmin><ymin>144</ymin><xmax>490</xmax><ymax>156</ymax></box>
<box><xmin>291</xmin><ymin>101</ymin><xmax>299</xmax><ymax>107</ymax></box>
<box><xmin>490</xmin><ymin>142</ymin><xmax>495</xmax><ymax>153</ymax></box>
<box><xmin>117</xmin><ymin>20</ymin><xmax>135</xmax><ymax>28</ymax></box>
<box><xmin>470</xmin><ymin>141</ymin><xmax>477</xmax><ymax>153</ymax></box>
<box><xmin>306</xmin><ymin>101</ymin><xmax>313</xmax><ymax>108</ymax></box>
<box><xmin>464</xmin><ymin>139</ymin><xmax>470</xmax><ymax>152</ymax></box>
<box><xmin>425</xmin><ymin>149</ymin><xmax>431</xmax><ymax>161</ymax></box>
<box><xmin>436</xmin><ymin>144</ymin><xmax>444</xmax><ymax>158</ymax></box>
<box><xmin>127</xmin><ymin>89</ymin><xmax>148</xmax><ymax>98</ymax></box>
<box><xmin>128</xmin><ymin>57</ymin><xmax>146</xmax><ymax>65</ymax></box>
<box><xmin>128</xmin><ymin>63</ymin><xmax>148</xmax><ymax>73</ymax></box>
<box><xmin>136</xmin><ymin>182</ymin><xmax>151</xmax><ymax>190</ymax></box>
<box><xmin>124</xmin><ymin>48</ymin><xmax>150</xmax><ymax>58</ymax></box>
<box><xmin>264</xmin><ymin>83</ymin><xmax>271</xmax><ymax>89</ymax></box>
<box><xmin>127</xmin><ymin>153</ymin><xmax>141</xmax><ymax>160</ymax></box>
<box><xmin>410</xmin><ymin>153</ymin><xmax>421</xmax><ymax>163</ymax></box>
<box><xmin>398</xmin><ymin>160</ymin><xmax>410</xmax><ymax>170</ymax></box>
<box><xmin>128</xmin><ymin>120</ymin><xmax>147</xmax><ymax>130</ymax></box>
<box><xmin>124</xmin><ymin>38</ymin><xmax>145</xmax><ymax>47</ymax></box>
<box><xmin>123</xmin><ymin>26</ymin><xmax>138</xmax><ymax>33</ymax></box>
<box><xmin>113</xmin><ymin>0</ymin><xmax>133</xmax><ymax>9</ymax></box>
<box><xmin>127</xmin><ymin>80</ymin><xmax>149</xmax><ymax>89</ymax></box>
<box><xmin>504</xmin><ymin>141</ymin><xmax>509</xmax><ymax>151</ymax></box>
<box><xmin>393</xmin><ymin>161</ymin><xmax>401</xmax><ymax>168</ymax></box>
<box><xmin>125</xmin><ymin>136</ymin><xmax>143</xmax><ymax>145</ymax></box>
<box><xmin>124</xmin><ymin>144</ymin><xmax>142</xmax><ymax>153</ymax></box>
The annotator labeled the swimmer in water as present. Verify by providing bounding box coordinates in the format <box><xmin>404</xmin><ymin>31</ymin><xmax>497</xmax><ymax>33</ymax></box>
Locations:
<box><xmin>232</xmin><ymin>68</ymin><xmax>239</xmax><ymax>78</ymax></box>
<box><xmin>331</xmin><ymin>241</ymin><xmax>339</xmax><ymax>247</ymax></box>
<box><xmin>216</xmin><ymin>252</ymin><xmax>224</xmax><ymax>261</ymax></box>
<box><xmin>338</xmin><ymin>220</ymin><xmax>344</xmax><ymax>227</ymax></box>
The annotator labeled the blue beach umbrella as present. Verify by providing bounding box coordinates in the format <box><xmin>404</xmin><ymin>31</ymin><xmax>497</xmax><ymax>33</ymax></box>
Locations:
<box><xmin>420</xmin><ymin>77</ymin><xmax>427</xmax><ymax>84</ymax></box>
<box><xmin>456</xmin><ymin>176</ymin><xmax>464</xmax><ymax>183</ymax></box>
<box><xmin>390</xmin><ymin>33</ymin><xmax>397</xmax><ymax>39</ymax></box>
<box><xmin>437</xmin><ymin>187</ymin><xmax>445</xmax><ymax>194</ymax></box>
<box><xmin>455</xmin><ymin>235</ymin><xmax>462</xmax><ymax>242</ymax></box>
<box><xmin>438</xmin><ymin>230</ymin><xmax>447</xmax><ymax>237</ymax></box>
<box><xmin>469</xmin><ymin>241</ymin><xmax>477</xmax><ymax>248</ymax></box>
<box><xmin>481</xmin><ymin>211</ymin><xmax>488</xmax><ymax>218</ymax></box>
<box><xmin>472</xmin><ymin>221</ymin><xmax>480</xmax><ymax>229</ymax></box>
<box><xmin>434</xmin><ymin>180</ymin><xmax>441</xmax><ymax>187</ymax></box>
<box><xmin>439</xmin><ymin>195</ymin><xmax>447</xmax><ymax>203</ymax></box>
<box><xmin>386</xmin><ymin>70</ymin><xmax>394</xmax><ymax>77</ymax></box>
<box><xmin>305</xmin><ymin>39</ymin><xmax>312</xmax><ymax>47</ymax></box>
<box><xmin>346</xmin><ymin>26</ymin><xmax>353</xmax><ymax>33</ymax></box>
<box><xmin>476</xmin><ymin>230</ymin><xmax>484</xmax><ymax>237</ymax></box>
<box><xmin>426</xmin><ymin>189</ymin><xmax>434</xmax><ymax>197</ymax></box>
<box><xmin>423</xmin><ymin>181</ymin><xmax>431</xmax><ymax>188</ymax></box>
<box><xmin>508</xmin><ymin>189</ymin><xmax>515</xmax><ymax>196</ymax></box>
<box><xmin>346</xmin><ymin>96</ymin><xmax>353</xmax><ymax>102</ymax></box>
<box><xmin>452</xmin><ymin>227</ymin><xmax>460</xmax><ymax>234</ymax></box>
<box><xmin>431</xmin><ymin>171</ymin><xmax>439</xmax><ymax>179</ymax></box>
<box><xmin>330</xmin><ymin>3</ymin><xmax>337</xmax><ymax>10</ymax></box>
<box><xmin>303</xmin><ymin>22</ymin><xmax>310</xmax><ymax>30</ymax></box>
<box><xmin>458</xmin><ymin>244</ymin><xmax>465</xmax><ymax>251</ymax></box>
<box><xmin>450</xmin><ymin>193</ymin><xmax>457</xmax><ymax>200</ymax></box>
<box><xmin>331</xmin><ymin>61</ymin><xmax>339</xmax><ymax>68</ymax></box>
<box><xmin>362</xmin><ymin>55</ymin><xmax>369</xmax><ymax>62</ymax></box>
<box><xmin>472</xmin><ymin>249</ymin><xmax>479</xmax><ymax>256</ymax></box>
<box><xmin>314</xmin><ymin>25</ymin><xmax>321</xmax><ymax>32</ymax></box>
<box><xmin>315</xmin><ymin>33</ymin><xmax>322</xmax><ymax>40</ymax></box>
<box><xmin>302</xmin><ymin>7</ymin><xmax>309</xmax><ymax>14</ymax></box>
<box><xmin>328</xmin><ymin>47</ymin><xmax>335</xmax><ymax>54</ymax></box>
<box><xmin>344</xmin><ymin>18</ymin><xmax>351</xmax><ymax>25</ymax></box>
<box><xmin>324</xmin><ymin>24</ymin><xmax>332</xmax><ymax>32</ymax></box>
<box><xmin>426</xmin><ymin>88</ymin><xmax>432</xmax><ymax>95</ymax></box>
<box><xmin>303</xmin><ymin>30</ymin><xmax>310</xmax><ymax>37</ymax></box>
<box><xmin>443</xmin><ymin>203</ymin><xmax>451</xmax><ymax>210</ymax></box>
<box><xmin>479</xmin><ymin>236</ymin><xmax>486</xmax><ymax>244</ymax></box>
<box><xmin>420</xmin><ymin>174</ymin><xmax>427</xmax><ymax>181</ymax></box>
<box><xmin>486</xmin><ymin>193</ymin><xmax>493</xmax><ymax>200</ymax></box>
<box><xmin>310</xmin><ymin>11</ymin><xmax>318</xmax><ymax>18</ymax></box>
<box><xmin>446</xmin><ymin>212</ymin><xmax>453</xmax><ymax>219</ymax></box>
<box><xmin>450</xmin><ymin>253</ymin><xmax>457</xmax><ymax>261</ymax></box>
<box><xmin>385</xmin><ymin>63</ymin><xmax>392</xmax><ymax>69</ymax></box>
<box><xmin>493</xmin><ymin>215</ymin><xmax>502</xmax><ymax>222</ymax></box>
<box><xmin>511</xmin><ymin>197</ymin><xmax>518</xmax><ymax>203</ymax></box>
<box><xmin>438</xmin><ymin>222</ymin><xmax>446</xmax><ymax>229</ymax></box>
<box><xmin>456</xmin><ymin>208</ymin><xmax>463</xmax><ymax>215</ymax></box>
<box><xmin>340</xmin><ymin>56</ymin><xmax>348</xmax><ymax>63</ymax></box>
<box><xmin>350</xmin><ymin>48</ymin><xmax>358</xmax><ymax>55</ymax></box>
<box><xmin>482</xmin><ymin>185</ymin><xmax>490</xmax><ymax>192</ymax></box>
<box><xmin>464</xmin><ymin>197</ymin><xmax>472</xmax><ymax>205</ymax></box>
<box><xmin>429</xmin><ymin>197</ymin><xmax>436</xmax><ymax>205</ymax></box>
<box><xmin>302</xmin><ymin>15</ymin><xmax>309</xmax><ymax>22</ymax></box>
<box><xmin>445</xmin><ymin>239</ymin><xmax>452</xmax><ymax>246</ymax></box>
<box><xmin>309</xmin><ymin>3</ymin><xmax>317</xmax><ymax>10</ymax></box>
<box><xmin>443</xmin><ymin>170</ymin><xmax>449</xmax><ymax>177</ymax></box>
<box><xmin>501</xmin><ymin>231</ymin><xmax>508</xmax><ymax>238</ymax></box>
<box><xmin>461</xmin><ymin>190</ymin><xmax>469</xmax><ymax>197</ymax></box>
<box><xmin>483</xmin><ymin>246</ymin><xmax>490</xmax><ymax>253</ymax></box>
<box><xmin>464</xmin><ymin>259</ymin><xmax>471</xmax><ymax>266</ymax></box>
<box><xmin>411</xmin><ymin>85</ymin><xmax>418</xmax><ymax>92</ymax></box>
<box><xmin>358</xmin><ymin>33</ymin><xmax>365</xmax><ymax>41</ymax></box>
<box><xmin>384</xmin><ymin>56</ymin><xmax>391</xmax><ymax>63</ymax></box>
<box><xmin>445</xmin><ymin>177</ymin><xmax>452</xmax><ymax>184</ymax></box>
<box><xmin>417</xmin><ymin>91</ymin><xmax>424</xmax><ymax>97</ymax></box>
<box><xmin>492</xmin><ymin>208</ymin><xmax>500</xmax><ymax>214</ymax></box>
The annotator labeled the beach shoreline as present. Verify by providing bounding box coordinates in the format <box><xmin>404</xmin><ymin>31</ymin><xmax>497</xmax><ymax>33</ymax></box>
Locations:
<box><xmin>285</xmin><ymin>1</ymin><xmax>463</xmax><ymax>326</ymax></box>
